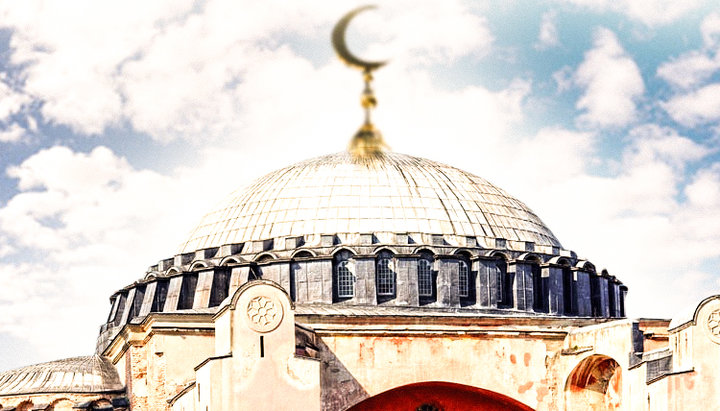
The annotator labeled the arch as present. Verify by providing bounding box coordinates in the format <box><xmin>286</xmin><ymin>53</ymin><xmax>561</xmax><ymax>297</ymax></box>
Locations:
<box><xmin>517</xmin><ymin>252</ymin><xmax>542</xmax><ymax>263</ymax></box>
<box><xmin>16</xmin><ymin>400</ymin><xmax>33</xmax><ymax>411</ymax></box>
<box><xmin>547</xmin><ymin>256</ymin><xmax>572</xmax><ymax>266</ymax></box>
<box><xmin>565</xmin><ymin>354</ymin><xmax>621</xmax><ymax>410</ymax></box>
<box><xmin>331</xmin><ymin>246</ymin><xmax>358</xmax><ymax>256</ymax></box>
<box><xmin>412</xmin><ymin>246</ymin><xmax>437</xmax><ymax>256</ymax></box>
<box><xmin>254</xmin><ymin>252</ymin><xmax>278</xmax><ymax>262</ymax></box>
<box><xmin>291</xmin><ymin>249</ymin><xmax>317</xmax><ymax>259</ymax></box>
<box><xmin>373</xmin><ymin>245</ymin><xmax>399</xmax><ymax>256</ymax></box>
<box><xmin>575</xmin><ymin>260</ymin><xmax>596</xmax><ymax>273</ymax></box>
<box><xmin>346</xmin><ymin>381</ymin><xmax>534</xmax><ymax>411</ymax></box>
<box><xmin>165</xmin><ymin>267</ymin><xmax>182</xmax><ymax>276</ymax></box>
<box><xmin>50</xmin><ymin>398</ymin><xmax>74</xmax><ymax>411</ymax></box>
<box><xmin>189</xmin><ymin>260</ymin><xmax>213</xmax><ymax>271</ymax></box>
<box><xmin>489</xmin><ymin>250</ymin><xmax>511</xmax><ymax>261</ymax></box>
<box><xmin>451</xmin><ymin>247</ymin><xmax>477</xmax><ymax>258</ymax></box>
<box><xmin>219</xmin><ymin>256</ymin><xmax>245</xmax><ymax>266</ymax></box>
<box><xmin>90</xmin><ymin>398</ymin><xmax>113</xmax><ymax>408</ymax></box>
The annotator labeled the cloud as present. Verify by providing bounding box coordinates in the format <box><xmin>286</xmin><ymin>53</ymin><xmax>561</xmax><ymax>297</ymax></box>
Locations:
<box><xmin>657</xmin><ymin>51</ymin><xmax>718</xmax><ymax>90</ymax></box>
<box><xmin>662</xmin><ymin>83</ymin><xmax>720</xmax><ymax>126</ymax></box>
<box><xmin>0</xmin><ymin>74</ymin><xmax>30</xmax><ymax>122</ymax></box>
<box><xmin>0</xmin><ymin>123</ymin><xmax>27</xmax><ymax>143</ymax></box>
<box><xmin>0</xmin><ymin>146</ymin><xmax>215</xmax><ymax>361</ymax></box>
<box><xmin>535</xmin><ymin>11</ymin><xmax>559</xmax><ymax>50</ymax></box>
<box><xmin>658</xmin><ymin>13</ymin><xmax>720</xmax><ymax>126</ymax></box>
<box><xmin>557</xmin><ymin>0</ymin><xmax>705</xmax><ymax>26</ymax></box>
<box><xmin>657</xmin><ymin>13</ymin><xmax>720</xmax><ymax>90</ymax></box>
<box><xmin>512</xmin><ymin>124</ymin><xmax>717</xmax><ymax>317</ymax></box>
<box><xmin>574</xmin><ymin>27</ymin><xmax>644</xmax><ymax>128</ymax></box>
<box><xmin>0</xmin><ymin>0</ymin><xmax>493</xmax><ymax>143</ymax></box>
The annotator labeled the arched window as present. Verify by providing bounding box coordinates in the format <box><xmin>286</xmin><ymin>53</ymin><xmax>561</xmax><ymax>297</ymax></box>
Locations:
<box><xmin>458</xmin><ymin>260</ymin><xmax>469</xmax><ymax>297</ymax></box>
<box><xmin>530</xmin><ymin>260</ymin><xmax>544</xmax><ymax>312</ymax></box>
<box><xmin>560</xmin><ymin>260</ymin><xmax>575</xmax><ymax>315</ymax></box>
<box><xmin>495</xmin><ymin>256</ymin><xmax>512</xmax><ymax>307</ymax></box>
<box><xmin>336</xmin><ymin>260</ymin><xmax>355</xmax><ymax>298</ymax></box>
<box><xmin>376</xmin><ymin>257</ymin><xmax>395</xmax><ymax>296</ymax></box>
<box><xmin>418</xmin><ymin>259</ymin><xmax>433</xmax><ymax>297</ymax></box>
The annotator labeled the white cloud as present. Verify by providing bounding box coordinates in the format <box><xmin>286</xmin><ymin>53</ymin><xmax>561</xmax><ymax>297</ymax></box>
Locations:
<box><xmin>0</xmin><ymin>0</ymin><xmax>493</xmax><ymax>142</ymax></box>
<box><xmin>701</xmin><ymin>12</ymin><xmax>720</xmax><ymax>48</ymax></box>
<box><xmin>574</xmin><ymin>27</ymin><xmax>644</xmax><ymax>128</ymax></box>
<box><xmin>0</xmin><ymin>123</ymin><xmax>27</xmax><ymax>143</ymax></box>
<box><xmin>511</xmin><ymin>124</ymin><xmax>717</xmax><ymax>317</ymax></box>
<box><xmin>557</xmin><ymin>0</ymin><xmax>704</xmax><ymax>26</ymax></box>
<box><xmin>536</xmin><ymin>11</ymin><xmax>560</xmax><ymax>50</ymax></box>
<box><xmin>662</xmin><ymin>83</ymin><xmax>720</xmax><ymax>126</ymax></box>
<box><xmin>0</xmin><ymin>146</ymin><xmax>216</xmax><ymax>360</ymax></box>
<box><xmin>0</xmin><ymin>74</ymin><xmax>30</xmax><ymax>122</ymax></box>
<box><xmin>658</xmin><ymin>13</ymin><xmax>720</xmax><ymax>126</ymax></box>
<box><xmin>552</xmin><ymin>65</ymin><xmax>574</xmax><ymax>93</ymax></box>
<box><xmin>656</xmin><ymin>14</ymin><xmax>720</xmax><ymax>90</ymax></box>
<box><xmin>657</xmin><ymin>51</ymin><xmax>719</xmax><ymax>90</ymax></box>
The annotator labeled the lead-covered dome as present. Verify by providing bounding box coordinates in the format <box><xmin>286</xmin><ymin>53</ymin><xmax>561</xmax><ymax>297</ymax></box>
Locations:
<box><xmin>179</xmin><ymin>151</ymin><xmax>561</xmax><ymax>253</ymax></box>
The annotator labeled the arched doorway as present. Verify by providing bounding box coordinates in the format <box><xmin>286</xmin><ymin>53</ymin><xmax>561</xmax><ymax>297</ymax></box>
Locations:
<box><xmin>346</xmin><ymin>381</ymin><xmax>534</xmax><ymax>411</ymax></box>
<box><xmin>565</xmin><ymin>354</ymin><xmax>621</xmax><ymax>409</ymax></box>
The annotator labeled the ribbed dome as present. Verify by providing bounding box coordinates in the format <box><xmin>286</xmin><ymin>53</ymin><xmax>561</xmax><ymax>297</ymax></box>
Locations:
<box><xmin>179</xmin><ymin>151</ymin><xmax>561</xmax><ymax>253</ymax></box>
<box><xmin>0</xmin><ymin>355</ymin><xmax>123</xmax><ymax>395</ymax></box>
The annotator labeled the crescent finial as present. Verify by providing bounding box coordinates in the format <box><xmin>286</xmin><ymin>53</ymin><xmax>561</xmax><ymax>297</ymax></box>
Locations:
<box><xmin>332</xmin><ymin>5</ymin><xmax>388</xmax><ymax>72</ymax></box>
<box><xmin>331</xmin><ymin>5</ymin><xmax>389</xmax><ymax>157</ymax></box>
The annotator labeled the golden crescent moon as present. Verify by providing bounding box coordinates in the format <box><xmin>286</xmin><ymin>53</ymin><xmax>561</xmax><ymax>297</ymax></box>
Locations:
<box><xmin>332</xmin><ymin>5</ymin><xmax>388</xmax><ymax>72</ymax></box>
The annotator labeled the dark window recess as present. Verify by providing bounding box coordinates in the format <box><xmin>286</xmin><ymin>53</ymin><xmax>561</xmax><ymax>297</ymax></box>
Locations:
<box><xmin>260</xmin><ymin>336</ymin><xmax>265</xmax><ymax>358</ymax></box>
<box><xmin>249</xmin><ymin>265</ymin><xmax>262</xmax><ymax>280</ymax></box>
<box><xmin>209</xmin><ymin>268</ymin><xmax>231</xmax><ymax>307</ymax></box>
<box><xmin>152</xmin><ymin>280</ymin><xmax>169</xmax><ymax>312</ymax></box>
<box><xmin>112</xmin><ymin>293</ymin><xmax>127</xmax><ymax>326</ymax></box>
<box><xmin>177</xmin><ymin>273</ymin><xmax>199</xmax><ymax>310</ymax></box>
<box><xmin>590</xmin><ymin>276</ymin><xmax>601</xmax><ymax>317</ymax></box>
<box><xmin>497</xmin><ymin>258</ymin><xmax>512</xmax><ymax>307</ymax></box>
<box><xmin>289</xmin><ymin>262</ymin><xmax>300</xmax><ymax>302</ymax></box>
<box><xmin>128</xmin><ymin>285</ymin><xmax>146</xmax><ymax>319</ymax></box>
<box><xmin>563</xmin><ymin>267</ymin><xmax>575</xmax><ymax>315</ymax></box>
<box><xmin>608</xmin><ymin>285</ymin><xmax>617</xmax><ymax>317</ymax></box>
<box><xmin>531</xmin><ymin>263</ymin><xmax>544</xmax><ymax>312</ymax></box>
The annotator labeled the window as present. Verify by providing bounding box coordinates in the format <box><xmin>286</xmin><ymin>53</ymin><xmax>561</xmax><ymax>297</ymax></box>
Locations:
<box><xmin>336</xmin><ymin>260</ymin><xmax>354</xmax><ymax>298</ymax></box>
<box><xmin>562</xmin><ymin>264</ymin><xmax>575</xmax><ymax>315</ymax></box>
<box><xmin>531</xmin><ymin>262</ymin><xmax>543</xmax><ymax>312</ymax></box>
<box><xmin>376</xmin><ymin>258</ymin><xmax>395</xmax><ymax>296</ymax></box>
<box><xmin>418</xmin><ymin>259</ymin><xmax>433</xmax><ymax>297</ymax></box>
<box><xmin>458</xmin><ymin>260</ymin><xmax>469</xmax><ymax>297</ymax></box>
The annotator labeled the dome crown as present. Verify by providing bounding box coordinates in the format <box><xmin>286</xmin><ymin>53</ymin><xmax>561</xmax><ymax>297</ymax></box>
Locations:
<box><xmin>179</xmin><ymin>151</ymin><xmax>560</xmax><ymax>253</ymax></box>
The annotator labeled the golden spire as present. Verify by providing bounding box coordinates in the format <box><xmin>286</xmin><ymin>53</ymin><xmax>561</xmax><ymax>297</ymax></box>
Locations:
<box><xmin>331</xmin><ymin>5</ymin><xmax>389</xmax><ymax>156</ymax></box>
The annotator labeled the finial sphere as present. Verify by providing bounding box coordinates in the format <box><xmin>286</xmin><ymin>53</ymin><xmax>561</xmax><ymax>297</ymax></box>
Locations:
<box><xmin>331</xmin><ymin>5</ymin><xmax>388</xmax><ymax>72</ymax></box>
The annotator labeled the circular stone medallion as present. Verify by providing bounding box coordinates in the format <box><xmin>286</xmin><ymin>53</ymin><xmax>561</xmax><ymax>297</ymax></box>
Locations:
<box><xmin>246</xmin><ymin>295</ymin><xmax>284</xmax><ymax>333</ymax></box>
<box><xmin>706</xmin><ymin>309</ymin><xmax>720</xmax><ymax>344</ymax></box>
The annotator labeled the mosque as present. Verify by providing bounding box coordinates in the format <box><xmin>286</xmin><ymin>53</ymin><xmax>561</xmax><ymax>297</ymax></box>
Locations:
<box><xmin>1</xmin><ymin>6</ymin><xmax>719</xmax><ymax>411</ymax></box>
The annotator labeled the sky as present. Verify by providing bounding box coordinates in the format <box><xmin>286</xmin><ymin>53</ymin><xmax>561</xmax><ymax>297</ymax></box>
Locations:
<box><xmin>1</xmin><ymin>0</ymin><xmax>720</xmax><ymax>371</ymax></box>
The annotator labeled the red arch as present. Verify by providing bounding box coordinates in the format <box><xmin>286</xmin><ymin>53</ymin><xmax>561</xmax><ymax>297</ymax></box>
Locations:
<box><xmin>346</xmin><ymin>381</ymin><xmax>534</xmax><ymax>411</ymax></box>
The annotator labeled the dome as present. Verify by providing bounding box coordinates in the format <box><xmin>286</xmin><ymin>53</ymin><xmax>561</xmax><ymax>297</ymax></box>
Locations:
<box><xmin>0</xmin><ymin>355</ymin><xmax>123</xmax><ymax>396</ymax></box>
<box><xmin>179</xmin><ymin>151</ymin><xmax>561</xmax><ymax>253</ymax></box>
